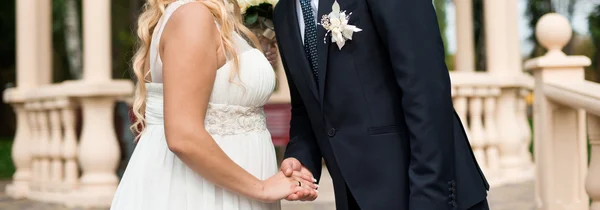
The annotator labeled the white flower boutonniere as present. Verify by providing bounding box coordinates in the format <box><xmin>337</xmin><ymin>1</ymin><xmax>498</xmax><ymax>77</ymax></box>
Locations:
<box><xmin>320</xmin><ymin>0</ymin><xmax>362</xmax><ymax>50</ymax></box>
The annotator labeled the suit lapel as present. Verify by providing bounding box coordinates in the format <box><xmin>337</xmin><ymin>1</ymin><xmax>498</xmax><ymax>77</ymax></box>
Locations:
<box><xmin>281</xmin><ymin>0</ymin><xmax>319</xmax><ymax>101</ymax></box>
<box><xmin>317</xmin><ymin>0</ymin><xmax>334</xmax><ymax>104</ymax></box>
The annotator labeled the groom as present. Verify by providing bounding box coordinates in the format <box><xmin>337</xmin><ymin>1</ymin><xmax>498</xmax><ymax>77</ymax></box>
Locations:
<box><xmin>272</xmin><ymin>0</ymin><xmax>489</xmax><ymax>209</ymax></box>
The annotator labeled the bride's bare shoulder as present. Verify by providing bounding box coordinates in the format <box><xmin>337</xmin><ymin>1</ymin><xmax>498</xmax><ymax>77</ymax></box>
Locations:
<box><xmin>162</xmin><ymin>2</ymin><xmax>218</xmax><ymax>42</ymax></box>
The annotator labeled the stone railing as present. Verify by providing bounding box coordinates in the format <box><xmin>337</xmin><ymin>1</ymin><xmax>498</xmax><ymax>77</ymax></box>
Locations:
<box><xmin>3</xmin><ymin>0</ymin><xmax>135</xmax><ymax>207</ymax></box>
<box><xmin>527</xmin><ymin>13</ymin><xmax>600</xmax><ymax>210</ymax></box>
<box><xmin>3</xmin><ymin>81</ymin><xmax>132</xmax><ymax>208</ymax></box>
<box><xmin>450</xmin><ymin>72</ymin><xmax>534</xmax><ymax>187</ymax></box>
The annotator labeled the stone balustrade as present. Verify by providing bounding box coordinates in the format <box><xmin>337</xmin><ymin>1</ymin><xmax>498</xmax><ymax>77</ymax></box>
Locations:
<box><xmin>3</xmin><ymin>81</ymin><xmax>133</xmax><ymax>207</ymax></box>
<box><xmin>450</xmin><ymin>72</ymin><xmax>534</xmax><ymax>187</ymax></box>
<box><xmin>526</xmin><ymin>13</ymin><xmax>600</xmax><ymax>210</ymax></box>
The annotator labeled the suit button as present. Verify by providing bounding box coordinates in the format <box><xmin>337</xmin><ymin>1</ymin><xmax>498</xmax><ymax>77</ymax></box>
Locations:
<box><xmin>328</xmin><ymin>128</ymin><xmax>336</xmax><ymax>137</ymax></box>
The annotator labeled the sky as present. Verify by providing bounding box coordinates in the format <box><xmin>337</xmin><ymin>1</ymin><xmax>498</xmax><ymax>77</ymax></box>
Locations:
<box><xmin>444</xmin><ymin>0</ymin><xmax>600</xmax><ymax>55</ymax></box>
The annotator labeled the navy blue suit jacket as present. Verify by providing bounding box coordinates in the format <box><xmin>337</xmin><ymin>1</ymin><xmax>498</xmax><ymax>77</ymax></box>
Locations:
<box><xmin>273</xmin><ymin>0</ymin><xmax>489</xmax><ymax>209</ymax></box>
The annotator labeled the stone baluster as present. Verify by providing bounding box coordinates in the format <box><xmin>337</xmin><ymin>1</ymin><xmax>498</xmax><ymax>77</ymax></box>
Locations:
<box><xmin>60</xmin><ymin>98</ymin><xmax>79</xmax><ymax>193</ymax></box>
<box><xmin>484</xmin><ymin>87</ymin><xmax>501</xmax><ymax>179</ymax></box>
<box><xmin>36</xmin><ymin>101</ymin><xmax>51</xmax><ymax>194</ymax></box>
<box><xmin>453</xmin><ymin>86</ymin><xmax>472</xmax><ymax>139</ymax></box>
<box><xmin>468</xmin><ymin>87</ymin><xmax>487</xmax><ymax>171</ymax></box>
<box><xmin>73</xmin><ymin>97</ymin><xmax>121</xmax><ymax>204</ymax></box>
<box><xmin>485</xmin><ymin>0</ymin><xmax>529</xmax><ymax>177</ymax></box>
<box><xmin>587</xmin><ymin>114</ymin><xmax>600</xmax><ymax>210</ymax></box>
<box><xmin>525</xmin><ymin>13</ymin><xmax>591</xmax><ymax>210</ymax></box>
<box><xmin>66</xmin><ymin>1</ymin><xmax>123</xmax><ymax>207</ymax></box>
<box><xmin>26</xmin><ymin>102</ymin><xmax>40</xmax><ymax>193</ymax></box>
<box><xmin>4</xmin><ymin>102</ymin><xmax>32</xmax><ymax>198</ymax></box>
<box><xmin>48</xmin><ymin>99</ymin><xmax>64</xmax><ymax>195</ymax></box>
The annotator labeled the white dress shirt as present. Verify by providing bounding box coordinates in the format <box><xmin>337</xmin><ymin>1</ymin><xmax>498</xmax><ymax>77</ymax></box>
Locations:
<box><xmin>296</xmin><ymin>0</ymin><xmax>319</xmax><ymax>44</ymax></box>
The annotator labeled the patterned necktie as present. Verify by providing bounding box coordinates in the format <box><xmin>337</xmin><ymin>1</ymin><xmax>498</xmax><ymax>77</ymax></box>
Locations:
<box><xmin>299</xmin><ymin>0</ymin><xmax>319</xmax><ymax>83</ymax></box>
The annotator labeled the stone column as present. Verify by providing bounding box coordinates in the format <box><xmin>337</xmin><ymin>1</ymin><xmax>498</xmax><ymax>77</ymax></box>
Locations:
<box><xmin>37</xmin><ymin>0</ymin><xmax>53</xmax><ymax>85</ymax></box>
<box><xmin>483</xmin><ymin>0</ymin><xmax>508</xmax><ymax>73</ymax></box>
<box><xmin>82</xmin><ymin>0</ymin><xmax>111</xmax><ymax>82</ymax></box>
<box><xmin>484</xmin><ymin>0</ymin><xmax>530</xmax><ymax>179</ymax></box>
<box><xmin>506</xmin><ymin>0</ymin><xmax>534</xmax><ymax>172</ymax></box>
<box><xmin>3</xmin><ymin>0</ymin><xmax>40</xmax><ymax>198</ymax></box>
<box><xmin>505</xmin><ymin>0</ymin><xmax>522</xmax><ymax>74</ymax></box>
<box><xmin>16</xmin><ymin>0</ymin><xmax>39</xmax><ymax>89</ymax></box>
<box><xmin>525</xmin><ymin>13</ymin><xmax>590</xmax><ymax>210</ymax></box>
<box><xmin>66</xmin><ymin>0</ymin><xmax>122</xmax><ymax>207</ymax></box>
<box><xmin>454</xmin><ymin>0</ymin><xmax>475</xmax><ymax>72</ymax></box>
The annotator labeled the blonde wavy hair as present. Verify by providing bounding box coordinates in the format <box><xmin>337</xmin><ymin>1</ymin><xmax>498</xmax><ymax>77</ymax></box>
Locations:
<box><xmin>130</xmin><ymin>0</ymin><xmax>260</xmax><ymax>139</ymax></box>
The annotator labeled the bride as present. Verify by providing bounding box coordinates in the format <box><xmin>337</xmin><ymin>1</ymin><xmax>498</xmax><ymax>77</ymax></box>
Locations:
<box><xmin>110</xmin><ymin>0</ymin><xmax>317</xmax><ymax>209</ymax></box>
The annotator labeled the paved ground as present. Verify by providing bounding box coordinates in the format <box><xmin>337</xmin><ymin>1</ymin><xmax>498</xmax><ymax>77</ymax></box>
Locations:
<box><xmin>0</xmin><ymin>173</ymin><xmax>536</xmax><ymax>210</ymax></box>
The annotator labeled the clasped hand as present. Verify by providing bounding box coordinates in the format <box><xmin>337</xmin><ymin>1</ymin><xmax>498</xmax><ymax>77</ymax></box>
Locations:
<box><xmin>259</xmin><ymin>158</ymin><xmax>319</xmax><ymax>203</ymax></box>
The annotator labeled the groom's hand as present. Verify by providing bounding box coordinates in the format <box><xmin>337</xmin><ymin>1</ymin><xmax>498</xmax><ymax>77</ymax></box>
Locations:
<box><xmin>280</xmin><ymin>158</ymin><xmax>318</xmax><ymax>201</ymax></box>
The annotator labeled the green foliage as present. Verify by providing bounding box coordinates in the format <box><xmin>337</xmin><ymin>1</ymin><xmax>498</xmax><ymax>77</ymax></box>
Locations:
<box><xmin>472</xmin><ymin>0</ymin><xmax>485</xmax><ymax>71</ymax></box>
<box><xmin>245</xmin><ymin>12</ymin><xmax>259</xmax><ymax>25</ymax></box>
<box><xmin>0</xmin><ymin>0</ymin><xmax>16</xmax><ymax>137</ymax></box>
<box><xmin>243</xmin><ymin>3</ymin><xmax>275</xmax><ymax>27</ymax></box>
<box><xmin>433</xmin><ymin>0</ymin><xmax>448</xmax><ymax>57</ymax></box>
<box><xmin>588</xmin><ymin>5</ymin><xmax>600</xmax><ymax>82</ymax></box>
<box><xmin>52</xmin><ymin>0</ymin><xmax>81</xmax><ymax>82</ymax></box>
<box><xmin>0</xmin><ymin>138</ymin><xmax>15</xmax><ymax>179</ymax></box>
<box><xmin>432</xmin><ymin>0</ymin><xmax>455</xmax><ymax>70</ymax></box>
<box><xmin>526</xmin><ymin>0</ymin><xmax>553</xmax><ymax>58</ymax></box>
<box><xmin>111</xmin><ymin>0</ymin><xmax>140</xmax><ymax>80</ymax></box>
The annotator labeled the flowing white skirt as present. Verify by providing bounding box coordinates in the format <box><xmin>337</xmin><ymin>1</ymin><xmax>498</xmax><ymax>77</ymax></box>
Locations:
<box><xmin>110</xmin><ymin>124</ymin><xmax>281</xmax><ymax>210</ymax></box>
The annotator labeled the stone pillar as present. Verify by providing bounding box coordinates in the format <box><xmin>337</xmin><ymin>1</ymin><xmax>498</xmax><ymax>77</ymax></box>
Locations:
<box><xmin>82</xmin><ymin>0</ymin><xmax>111</xmax><ymax>82</ymax></box>
<box><xmin>505</xmin><ymin>0</ymin><xmax>522</xmax><ymax>74</ymax></box>
<box><xmin>66</xmin><ymin>0</ymin><xmax>122</xmax><ymax>207</ymax></box>
<box><xmin>454</xmin><ymin>0</ymin><xmax>475</xmax><ymax>72</ymax></box>
<box><xmin>37</xmin><ymin>0</ymin><xmax>53</xmax><ymax>85</ymax></box>
<box><xmin>484</xmin><ymin>0</ymin><xmax>531</xmax><ymax>179</ymax></box>
<box><xmin>3</xmin><ymin>0</ymin><xmax>40</xmax><ymax>198</ymax></box>
<box><xmin>15</xmin><ymin>0</ymin><xmax>38</xmax><ymax>89</ymax></box>
<box><xmin>525</xmin><ymin>13</ymin><xmax>591</xmax><ymax>210</ymax></box>
<box><xmin>506</xmin><ymin>0</ymin><xmax>534</xmax><ymax>172</ymax></box>
<box><xmin>483</xmin><ymin>0</ymin><xmax>508</xmax><ymax>74</ymax></box>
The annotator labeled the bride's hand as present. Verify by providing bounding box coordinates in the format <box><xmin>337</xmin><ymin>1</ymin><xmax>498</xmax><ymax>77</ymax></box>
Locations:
<box><xmin>257</xmin><ymin>171</ymin><xmax>316</xmax><ymax>203</ymax></box>
<box><xmin>260</xmin><ymin>37</ymin><xmax>278</xmax><ymax>67</ymax></box>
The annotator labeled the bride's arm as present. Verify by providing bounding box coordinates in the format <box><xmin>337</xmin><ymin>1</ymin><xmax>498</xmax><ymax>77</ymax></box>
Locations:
<box><xmin>159</xmin><ymin>3</ymin><xmax>305</xmax><ymax>202</ymax></box>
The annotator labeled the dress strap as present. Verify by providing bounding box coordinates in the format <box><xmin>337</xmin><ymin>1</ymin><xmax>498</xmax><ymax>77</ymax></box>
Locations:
<box><xmin>148</xmin><ymin>1</ymin><xmax>190</xmax><ymax>83</ymax></box>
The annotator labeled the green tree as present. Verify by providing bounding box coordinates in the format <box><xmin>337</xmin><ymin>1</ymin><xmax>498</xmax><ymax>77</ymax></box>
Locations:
<box><xmin>0</xmin><ymin>0</ymin><xmax>16</xmax><ymax>137</ymax></box>
<box><xmin>473</xmin><ymin>0</ymin><xmax>485</xmax><ymax>71</ymax></box>
<box><xmin>434</xmin><ymin>0</ymin><xmax>453</xmax><ymax>70</ymax></box>
<box><xmin>588</xmin><ymin>5</ymin><xmax>600</xmax><ymax>82</ymax></box>
<box><xmin>526</xmin><ymin>0</ymin><xmax>554</xmax><ymax>58</ymax></box>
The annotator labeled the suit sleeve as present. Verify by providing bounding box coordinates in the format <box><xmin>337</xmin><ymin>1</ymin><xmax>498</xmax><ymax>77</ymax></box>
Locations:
<box><xmin>365</xmin><ymin>0</ymin><xmax>456</xmax><ymax>209</ymax></box>
<box><xmin>273</xmin><ymin>15</ymin><xmax>323</xmax><ymax>180</ymax></box>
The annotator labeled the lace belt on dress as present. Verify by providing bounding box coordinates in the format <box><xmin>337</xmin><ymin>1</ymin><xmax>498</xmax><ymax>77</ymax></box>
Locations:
<box><xmin>204</xmin><ymin>103</ymin><xmax>268</xmax><ymax>135</ymax></box>
<box><xmin>145</xmin><ymin>102</ymin><xmax>267</xmax><ymax>136</ymax></box>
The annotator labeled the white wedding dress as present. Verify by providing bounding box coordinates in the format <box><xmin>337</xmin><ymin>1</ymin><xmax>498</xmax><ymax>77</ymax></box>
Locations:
<box><xmin>110</xmin><ymin>1</ymin><xmax>280</xmax><ymax>209</ymax></box>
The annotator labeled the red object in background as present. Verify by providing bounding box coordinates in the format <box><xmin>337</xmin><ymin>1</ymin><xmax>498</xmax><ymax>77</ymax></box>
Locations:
<box><xmin>128</xmin><ymin>108</ymin><xmax>141</xmax><ymax>136</ymax></box>
<box><xmin>127</xmin><ymin>104</ymin><xmax>291</xmax><ymax>146</ymax></box>
<box><xmin>264</xmin><ymin>103</ymin><xmax>291</xmax><ymax>147</ymax></box>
